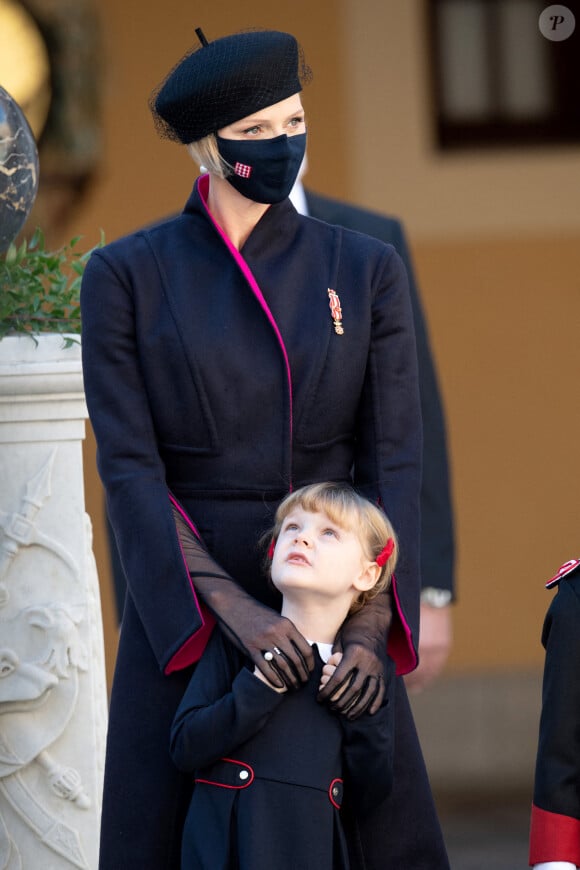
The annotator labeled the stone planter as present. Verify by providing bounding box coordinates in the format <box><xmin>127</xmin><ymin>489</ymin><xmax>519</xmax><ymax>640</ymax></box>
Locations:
<box><xmin>0</xmin><ymin>334</ymin><xmax>107</xmax><ymax>869</ymax></box>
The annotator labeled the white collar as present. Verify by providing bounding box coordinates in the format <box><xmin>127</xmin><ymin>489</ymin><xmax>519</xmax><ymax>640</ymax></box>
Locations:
<box><xmin>307</xmin><ymin>640</ymin><xmax>333</xmax><ymax>663</ymax></box>
<box><xmin>289</xmin><ymin>180</ymin><xmax>309</xmax><ymax>216</ymax></box>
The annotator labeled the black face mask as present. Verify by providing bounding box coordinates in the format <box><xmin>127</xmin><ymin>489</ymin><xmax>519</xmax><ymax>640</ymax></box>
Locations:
<box><xmin>216</xmin><ymin>132</ymin><xmax>307</xmax><ymax>204</ymax></box>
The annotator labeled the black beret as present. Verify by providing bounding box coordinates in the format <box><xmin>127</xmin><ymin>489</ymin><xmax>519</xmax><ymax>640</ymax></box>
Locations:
<box><xmin>150</xmin><ymin>29</ymin><xmax>311</xmax><ymax>144</ymax></box>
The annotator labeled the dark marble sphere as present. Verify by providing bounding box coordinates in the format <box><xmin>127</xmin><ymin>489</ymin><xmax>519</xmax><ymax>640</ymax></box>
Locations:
<box><xmin>0</xmin><ymin>87</ymin><xmax>39</xmax><ymax>253</ymax></box>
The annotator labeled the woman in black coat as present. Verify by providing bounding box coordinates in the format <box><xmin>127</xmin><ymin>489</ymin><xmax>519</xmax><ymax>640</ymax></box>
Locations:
<box><xmin>81</xmin><ymin>28</ymin><xmax>449</xmax><ymax>869</ymax></box>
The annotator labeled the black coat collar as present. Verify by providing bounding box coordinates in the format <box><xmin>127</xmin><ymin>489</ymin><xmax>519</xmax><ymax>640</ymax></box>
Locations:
<box><xmin>182</xmin><ymin>174</ymin><xmax>302</xmax><ymax>258</ymax></box>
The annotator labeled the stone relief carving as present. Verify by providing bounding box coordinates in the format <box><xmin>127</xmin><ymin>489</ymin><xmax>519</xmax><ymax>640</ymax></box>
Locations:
<box><xmin>0</xmin><ymin>449</ymin><xmax>93</xmax><ymax>868</ymax></box>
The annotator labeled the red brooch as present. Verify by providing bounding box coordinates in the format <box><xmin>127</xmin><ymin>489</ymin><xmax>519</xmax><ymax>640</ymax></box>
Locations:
<box><xmin>327</xmin><ymin>289</ymin><xmax>344</xmax><ymax>335</ymax></box>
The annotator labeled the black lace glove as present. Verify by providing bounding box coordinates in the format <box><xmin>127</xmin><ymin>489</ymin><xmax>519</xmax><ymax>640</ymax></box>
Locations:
<box><xmin>172</xmin><ymin>505</ymin><xmax>314</xmax><ymax>689</ymax></box>
<box><xmin>317</xmin><ymin>589</ymin><xmax>392</xmax><ymax>719</ymax></box>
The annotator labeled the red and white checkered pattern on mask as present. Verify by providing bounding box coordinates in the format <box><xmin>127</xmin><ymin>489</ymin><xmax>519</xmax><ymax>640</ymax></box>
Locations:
<box><xmin>234</xmin><ymin>162</ymin><xmax>252</xmax><ymax>178</ymax></box>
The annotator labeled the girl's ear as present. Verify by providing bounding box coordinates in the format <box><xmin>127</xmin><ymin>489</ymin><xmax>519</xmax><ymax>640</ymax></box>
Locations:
<box><xmin>353</xmin><ymin>560</ymin><xmax>381</xmax><ymax>592</ymax></box>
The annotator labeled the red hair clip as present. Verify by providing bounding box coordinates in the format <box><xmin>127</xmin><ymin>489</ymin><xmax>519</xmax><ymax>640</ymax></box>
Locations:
<box><xmin>376</xmin><ymin>538</ymin><xmax>394</xmax><ymax>567</ymax></box>
<box><xmin>267</xmin><ymin>539</ymin><xmax>276</xmax><ymax>560</ymax></box>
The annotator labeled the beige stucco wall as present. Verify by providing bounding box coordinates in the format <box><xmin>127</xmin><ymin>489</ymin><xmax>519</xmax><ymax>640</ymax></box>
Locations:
<box><xmin>340</xmin><ymin>0</ymin><xmax>580</xmax><ymax>239</ymax></box>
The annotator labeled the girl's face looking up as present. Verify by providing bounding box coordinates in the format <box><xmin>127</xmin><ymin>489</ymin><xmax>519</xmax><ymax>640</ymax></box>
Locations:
<box><xmin>271</xmin><ymin>507</ymin><xmax>376</xmax><ymax>606</ymax></box>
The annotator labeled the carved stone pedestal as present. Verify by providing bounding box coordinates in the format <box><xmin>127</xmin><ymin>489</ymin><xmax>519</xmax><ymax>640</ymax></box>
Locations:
<box><xmin>0</xmin><ymin>335</ymin><xmax>107</xmax><ymax>869</ymax></box>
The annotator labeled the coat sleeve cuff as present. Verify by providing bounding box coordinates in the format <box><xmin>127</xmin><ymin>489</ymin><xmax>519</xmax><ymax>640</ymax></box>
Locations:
<box><xmin>387</xmin><ymin>574</ymin><xmax>418</xmax><ymax>675</ymax></box>
<box><xmin>164</xmin><ymin>604</ymin><xmax>217</xmax><ymax>674</ymax></box>
<box><xmin>529</xmin><ymin>803</ymin><xmax>580</xmax><ymax>866</ymax></box>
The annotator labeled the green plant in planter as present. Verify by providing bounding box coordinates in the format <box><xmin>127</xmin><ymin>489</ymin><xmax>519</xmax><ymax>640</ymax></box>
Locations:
<box><xmin>0</xmin><ymin>228</ymin><xmax>103</xmax><ymax>345</ymax></box>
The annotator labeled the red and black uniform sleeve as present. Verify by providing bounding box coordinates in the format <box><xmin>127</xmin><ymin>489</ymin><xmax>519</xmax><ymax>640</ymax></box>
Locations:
<box><xmin>530</xmin><ymin>572</ymin><xmax>580</xmax><ymax>866</ymax></box>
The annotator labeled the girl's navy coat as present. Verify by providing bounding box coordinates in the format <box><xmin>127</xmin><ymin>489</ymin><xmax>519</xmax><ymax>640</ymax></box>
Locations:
<box><xmin>81</xmin><ymin>175</ymin><xmax>448</xmax><ymax>868</ymax></box>
<box><xmin>171</xmin><ymin>633</ymin><xmax>395</xmax><ymax>870</ymax></box>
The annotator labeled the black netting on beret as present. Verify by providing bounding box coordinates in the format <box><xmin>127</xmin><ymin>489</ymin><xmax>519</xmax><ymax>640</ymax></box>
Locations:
<box><xmin>149</xmin><ymin>29</ymin><xmax>312</xmax><ymax>144</ymax></box>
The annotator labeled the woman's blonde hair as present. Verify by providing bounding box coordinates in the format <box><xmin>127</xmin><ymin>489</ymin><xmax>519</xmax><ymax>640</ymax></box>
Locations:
<box><xmin>187</xmin><ymin>134</ymin><xmax>231</xmax><ymax>178</ymax></box>
<box><xmin>267</xmin><ymin>482</ymin><xmax>398</xmax><ymax>614</ymax></box>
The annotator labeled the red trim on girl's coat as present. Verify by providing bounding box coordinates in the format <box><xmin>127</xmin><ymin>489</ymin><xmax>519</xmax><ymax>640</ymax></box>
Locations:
<box><xmin>388</xmin><ymin>575</ymin><xmax>418</xmax><ymax>676</ymax></box>
<box><xmin>195</xmin><ymin>758</ymin><xmax>255</xmax><ymax>790</ymax></box>
<box><xmin>328</xmin><ymin>777</ymin><xmax>343</xmax><ymax>809</ymax></box>
<box><xmin>529</xmin><ymin>803</ymin><xmax>580</xmax><ymax>866</ymax></box>
<box><xmin>198</xmin><ymin>174</ymin><xmax>294</xmax><ymax>491</ymax></box>
<box><xmin>165</xmin><ymin>493</ymin><xmax>217</xmax><ymax>674</ymax></box>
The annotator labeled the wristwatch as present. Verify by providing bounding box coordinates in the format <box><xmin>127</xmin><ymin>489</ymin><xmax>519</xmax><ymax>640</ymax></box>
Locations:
<box><xmin>420</xmin><ymin>587</ymin><xmax>452</xmax><ymax>608</ymax></box>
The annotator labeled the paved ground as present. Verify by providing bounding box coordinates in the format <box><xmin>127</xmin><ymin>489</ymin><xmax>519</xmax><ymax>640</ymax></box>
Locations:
<box><xmin>437</xmin><ymin>791</ymin><xmax>531</xmax><ymax>869</ymax></box>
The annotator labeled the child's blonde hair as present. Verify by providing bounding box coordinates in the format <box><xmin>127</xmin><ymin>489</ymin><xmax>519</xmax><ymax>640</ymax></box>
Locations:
<box><xmin>268</xmin><ymin>482</ymin><xmax>398</xmax><ymax>614</ymax></box>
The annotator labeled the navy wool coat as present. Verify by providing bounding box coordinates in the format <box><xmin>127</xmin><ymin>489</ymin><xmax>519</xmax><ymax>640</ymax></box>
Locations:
<box><xmin>106</xmin><ymin>190</ymin><xmax>455</xmax><ymax>614</ymax></box>
<box><xmin>171</xmin><ymin>633</ymin><xmax>395</xmax><ymax>870</ymax></box>
<box><xmin>81</xmin><ymin>175</ymin><xmax>448</xmax><ymax>869</ymax></box>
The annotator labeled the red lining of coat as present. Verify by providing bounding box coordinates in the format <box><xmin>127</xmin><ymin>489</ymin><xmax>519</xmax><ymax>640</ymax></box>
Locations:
<box><xmin>164</xmin><ymin>493</ymin><xmax>216</xmax><ymax>674</ymax></box>
<box><xmin>529</xmin><ymin>803</ymin><xmax>580</xmax><ymax>865</ymax></box>
<box><xmin>389</xmin><ymin>575</ymin><xmax>418</xmax><ymax>676</ymax></box>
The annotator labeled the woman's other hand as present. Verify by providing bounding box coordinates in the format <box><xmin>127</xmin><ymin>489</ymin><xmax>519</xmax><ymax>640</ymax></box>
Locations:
<box><xmin>404</xmin><ymin>603</ymin><xmax>452</xmax><ymax>693</ymax></box>
<box><xmin>317</xmin><ymin>589</ymin><xmax>391</xmax><ymax>719</ymax></box>
<box><xmin>318</xmin><ymin>642</ymin><xmax>386</xmax><ymax>719</ymax></box>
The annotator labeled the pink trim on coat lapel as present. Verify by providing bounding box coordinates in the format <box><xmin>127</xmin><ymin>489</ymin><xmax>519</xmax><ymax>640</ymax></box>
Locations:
<box><xmin>164</xmin><ymin>493</ymin><xmax>216</xmax><ymax>674</ymax></box>
<box><xmin>388</xmin><ymin>574</ymin><xmax>418</xmax><ymax>676</ymax></box>
<box><xmin>197</xmin><ymin>174</ymin><xmax>294</xmax><ymax>490</ymax></box>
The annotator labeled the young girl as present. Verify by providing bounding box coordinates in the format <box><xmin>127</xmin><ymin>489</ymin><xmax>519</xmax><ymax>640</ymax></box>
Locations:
<box><xmin>529</xmin><ymin>558</ymin><xmax>580</xmax><ymax>870</ymax></box>
<box><xmin>170</xmin><ymin>483</ymin><xmax>398</xmax><ymax>870</ymax></box>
